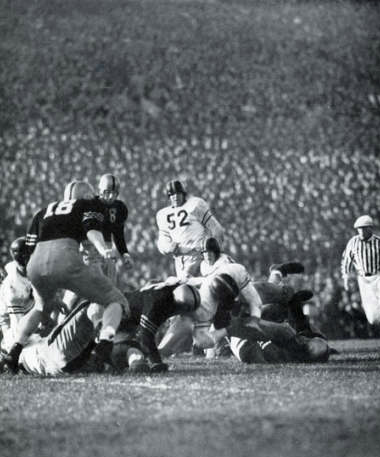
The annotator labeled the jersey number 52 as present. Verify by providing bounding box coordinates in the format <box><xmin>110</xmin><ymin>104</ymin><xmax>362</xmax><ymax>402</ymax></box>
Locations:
<box><xmin>167</xmin><ymin>210</ymin><xmax>190</xmax><ymax>230</ymax></box>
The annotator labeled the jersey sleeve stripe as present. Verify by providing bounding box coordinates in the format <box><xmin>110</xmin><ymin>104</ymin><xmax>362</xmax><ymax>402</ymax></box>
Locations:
<box><xmin>201</xmin><ymin>210</ymin><xmax>211</xmax><ymax>225</ymax></box>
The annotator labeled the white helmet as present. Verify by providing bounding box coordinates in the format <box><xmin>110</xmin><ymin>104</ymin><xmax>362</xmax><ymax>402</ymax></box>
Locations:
<box><xmin>64</xmin><ymin>180</ymin><xmax>95</xmax><ymax>200</ymax></box>
<box><xmin>98</xmin><ymin>174</ymin><xmax>120</xmax><ymax>204</ymax></box>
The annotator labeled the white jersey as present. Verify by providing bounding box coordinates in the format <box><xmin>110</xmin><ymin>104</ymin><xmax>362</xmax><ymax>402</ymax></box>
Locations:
<box><xmin>200</xmin><ymin>253</ymin><xmax>235</xmax><ymax>277</ymax></box>
<box><xmin>19</xmin><ymin>337</ymin><xmax>66</xmax><ymax>376</ymax></box>
<box><xmin>194</xmin><ymin>263</ymin><xmax>262</xmax><ymax>323</ymax></box>
<box><xmin>156</xmin><ymin>196</ymin><xmax>224</xmax><ymax>256</ymax></box>
<box><xmin>0</xmin><ymin>261</ymin><xmax>34</xmax><ymax>350</ymax></box>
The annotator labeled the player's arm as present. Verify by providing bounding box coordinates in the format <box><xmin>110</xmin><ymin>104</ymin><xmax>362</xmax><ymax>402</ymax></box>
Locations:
<box><xmin>82</xmin><ymin>205</ymin><xmax>114</xmax><ymax>260</ymax></box>
<box><xmin>197</xmin><ymin>199</ymin><xmax>224</xmax><ymax>246</ymax></box>
<box><xmin>0</xmin><ymin>283</ymin><xmax>11</xmax><ymax>333</ymax></box>
<box><xmin>237</xmin><ymin>269</ymin><xmax>262</xmax><ymax>318</ymax></box>
<box><xmin>111</xmin><ymin>222</ymin><xmax>134</xmax><ymax>269</ymax></box>
<box><xmin>25</xmin><ymin>208</ymin><xmax>44</xmax><ymax>261</ymax></box>
<box><xmin>156</xmin><ymin>212</ymin><xmax>178</xmax><ymax>255</ymax></box>
<box><xmin>341</xmin><ymin>238</ymin><xmax>354</xmax><ymax>290</ymax></box>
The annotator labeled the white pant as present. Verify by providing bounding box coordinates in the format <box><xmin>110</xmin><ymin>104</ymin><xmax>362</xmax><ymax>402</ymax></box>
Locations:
<box><xmin>357</xmin><ymin>274</ymin><xmax>380</xmax><ymax>325</ymax></box>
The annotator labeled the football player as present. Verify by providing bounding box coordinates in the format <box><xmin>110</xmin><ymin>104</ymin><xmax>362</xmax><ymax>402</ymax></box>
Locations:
<box><xmin>96</xmin><ymin>173</ymin><xmax>133</xmax><ymax>279</ymax></box>
<box><xmin>0</xmin><ymin>237</ymin><xmax>34</xmax><ymax>351</ymax></box>
<box><xmin>62</xmin><ymin>174</ymin><xmax>133</xmax><ymax>310</ymax></box>
<box><xmin>2</xmin><ymin>181</ymin><xmax>130</xmax><ymax>373</ymax></box>
<box><xmin>223</xmin><ymin>291</ymin><xmax>331</xmax><ymax>364</ymax></box>
<box><xmin>210</xmin><ymin>263</ymin><xmax>333</xmax><ymax>364</ymax></box>
<box><xmin>115</xmin><ymin>281</ymin><xmax>201</xmax><ymax>372</ymax></box>
<box><xmin>0</xmin><ymin>282</ymin><xmax>201</xmax><ymax>376</ymax></box>
<box><xmin>158</xmin><ymin>238</ymin><xmax>262</xmax><ymax>356</ymax></box>
<box><xmin>156</xmin><ymin>180</ymin><xmax>224</xmax><ymax>280</ymax></box>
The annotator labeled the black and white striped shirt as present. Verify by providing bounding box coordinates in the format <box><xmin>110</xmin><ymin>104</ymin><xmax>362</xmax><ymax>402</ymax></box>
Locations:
<box><xmin>341</xmin><ymin>234</ymin><xmax>380</xmax><ymax>277</ymax></box>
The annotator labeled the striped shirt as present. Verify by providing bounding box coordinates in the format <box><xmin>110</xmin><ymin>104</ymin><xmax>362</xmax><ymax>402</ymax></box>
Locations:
<box><xmin>341</xmin><ymin>234</ymin><xmax>380</xmax><ymax>277</ymax></box>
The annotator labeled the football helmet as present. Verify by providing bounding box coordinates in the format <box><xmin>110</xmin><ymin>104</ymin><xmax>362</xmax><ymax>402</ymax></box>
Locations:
<box><xmin>209</xmin><ymin>273</ymin><xmax>239</xmax><ymax>304</ymax></box>
<box><xmin>166</xmin><ymin>180</ymin><xmax>186</xmax><ymax>197</ymax></box>
<box><xmin>201</xmin><ymin>237</ymin><xmax>221</xmax><ymax>256</ymax></box>
<box><xmin>173</xmin><ymin>284</ymin><xmax>201</xmax><ymax>312</ymax></box>
<box><xmin>10</xmin><ymin>236</ymin><xmax>28</xmax><ymax>267</ymax></box>
<box><xmin>98</xmin><ymin>174</ymin><xmax>120</xmax><ymax>204</ymax></box>
<box><xmin>64</xmin><ymin>180</ymin><xmax>95</xmax><ymax>200</ymax></box>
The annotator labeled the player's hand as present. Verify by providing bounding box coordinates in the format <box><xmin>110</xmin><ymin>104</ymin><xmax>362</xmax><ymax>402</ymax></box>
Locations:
<box><xmin>164</xmin><ymin>276</ymin><xmax>182</xmax><ymax>287</ymax></box>
<box><xmin>343</xmin><ymin>276</ymin><xmax>349</xmax><ymax>291</ymax></box>
<box><xmin>122</xmin><ymin>253</ymin><xmax>134</xmax><ymax>270</ymax></box>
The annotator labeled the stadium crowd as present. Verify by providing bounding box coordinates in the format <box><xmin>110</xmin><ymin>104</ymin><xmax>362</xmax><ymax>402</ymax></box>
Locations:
<box><xmin>1</xmin><ymin>130</ymin><xmax>379</xmax><ymax>338</ymax></box>
<box><xmin>1</xmin><ymin>0</ymin><xmax>380</xmax><ymax>339</ymax></box>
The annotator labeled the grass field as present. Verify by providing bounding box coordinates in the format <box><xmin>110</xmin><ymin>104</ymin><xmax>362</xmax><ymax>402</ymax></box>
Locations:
<box><xmin>1</xmin><ymin>339</ymin><xmax>380</xmax><ymax>457</ymax></box>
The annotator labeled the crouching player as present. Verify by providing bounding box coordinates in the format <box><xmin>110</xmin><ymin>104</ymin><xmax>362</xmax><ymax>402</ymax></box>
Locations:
<box><xmin>115</xmin><ymin>281</ymin><xmax>201</xmax><ymax>372</ymax></box>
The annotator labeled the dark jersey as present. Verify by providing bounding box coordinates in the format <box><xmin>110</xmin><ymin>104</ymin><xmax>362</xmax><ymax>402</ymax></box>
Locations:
<box><xmin>25</xmin><ymin>198</ymin><xmax>105</xmax><ymax>257</ymax></box>
<box><xmin>95</xmin><ymin>197</ymin><xmax>129</xmax><ymax>254</ymax></box>
<box><xmin>120</xmin><ymin>285</ymin><xmax>178</xmax><ymax>331</ymax></box>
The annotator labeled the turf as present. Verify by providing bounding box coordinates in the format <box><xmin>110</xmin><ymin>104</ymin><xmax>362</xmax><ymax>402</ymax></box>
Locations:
<box><xmin>1</xmin><ymin>339</ymin><xmax>380</xmax><ymax>457</ymax></box>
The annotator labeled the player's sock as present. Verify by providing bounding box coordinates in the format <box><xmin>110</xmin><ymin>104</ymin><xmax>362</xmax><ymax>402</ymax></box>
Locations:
<box><xmin>136</xmin><ymin>315</ymin><xmax>168</xmax><ymax>371</ymax></box>
<box><xmin>99</xmin><ymin>302</ymin><xmax>122</xmax><ymax>341</ymax></box>
<box><xmin>6</xmin><ymin>343</ymin><xmax>23</xmax><ymax>373</ymax></box>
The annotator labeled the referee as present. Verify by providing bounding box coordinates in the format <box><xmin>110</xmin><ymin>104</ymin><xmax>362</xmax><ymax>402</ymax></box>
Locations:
<box><xmin>341</xmin><ymin>215</ymin><xmax>380</xmax><ymax>325</ymax></box>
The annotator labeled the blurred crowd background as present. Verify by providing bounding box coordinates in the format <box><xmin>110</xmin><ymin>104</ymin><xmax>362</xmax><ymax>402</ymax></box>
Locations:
<box><xmin>1</xmin><ymin>0</ymin><xmax>380</xmax><ymax>338</ymax></box>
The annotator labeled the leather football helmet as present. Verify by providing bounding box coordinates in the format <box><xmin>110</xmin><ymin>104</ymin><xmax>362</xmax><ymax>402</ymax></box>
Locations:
<box><xmin>166</xmin><ymin>180</ymin><xmax>186</xmax><ymax>197</ymax></box>
<box><xmin>209</xmin><ymin>273</ymin><xmax>239</xmax><ymax>304</ymax></box>
<box><xmin>64</xmin><ymin>180</ymin><xmax>95</xmax><ymax>200</ymax></box>
<box><xmin>10</xmin><ymin>236</ymin><xmax>28</xmax><ymax>267</ymax></box>
<box><xmin>98</xmin><ymin>174</ymin><xmax>120</xmax><ymax>204</ymax></box>
<box><xmin>201</xmin><ymin>237</ymin><xmax>221</xmax><ymax>256</ymax></box>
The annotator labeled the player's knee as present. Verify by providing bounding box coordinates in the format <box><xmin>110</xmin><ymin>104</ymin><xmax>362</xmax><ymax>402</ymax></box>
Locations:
<box><xmin>86</xmin><ymin>303</ymin><xmax>103</xmax><ymax>328</ymax></box>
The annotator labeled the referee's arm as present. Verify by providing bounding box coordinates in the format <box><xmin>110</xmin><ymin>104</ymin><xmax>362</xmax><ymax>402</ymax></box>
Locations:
<box><xmin>341</xmin><ymin>237</ymin><xmax>355</xmax><ymax>290</ymax></box>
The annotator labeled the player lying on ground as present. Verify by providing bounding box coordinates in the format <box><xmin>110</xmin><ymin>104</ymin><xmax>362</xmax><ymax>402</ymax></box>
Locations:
<box><xmin>212</xmin><ymin>269</ymin><xmax>334</xmax><ymax>363</ymax></box>
<box><xmin>0</xmin><ymin>282</ymin><xmax>201</xmax><ymax>376</ymax></box>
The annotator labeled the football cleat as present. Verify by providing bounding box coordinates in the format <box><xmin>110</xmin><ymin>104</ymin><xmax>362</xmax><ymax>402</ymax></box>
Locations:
<box><xmin>98</xmin><ymin>174</ymin><xmax>120</xmax><ymax>204</ymax></box>
<box><xmin>134</xmin><ymin>330</ymin><xmax>168</xmax><ymax>371</ymax></box>
<box><xmin>0</xmin><ymin>350</ymin><xmax>19</xmax><ymax>374</ymax></box>
<box><xmin>150</xmin><ymin>362</ymin><xmax>169</xmax><ymax>373</ymax></box>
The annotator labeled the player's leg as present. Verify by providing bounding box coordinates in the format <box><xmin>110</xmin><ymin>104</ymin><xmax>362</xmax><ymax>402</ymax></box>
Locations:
<box><xmin>229</xmin><ymin>336</ymin><xmax>266</xmax><ymax>363</ymax></box>
<box><xmin>47</xmin><ymin>301</ymin><xmax>101</xmax><ymax>374</ymax></box>
<box><xmin>63</xmin><ymin>261</ymin><xmax>129</xmax><ymax>367</ymax></box>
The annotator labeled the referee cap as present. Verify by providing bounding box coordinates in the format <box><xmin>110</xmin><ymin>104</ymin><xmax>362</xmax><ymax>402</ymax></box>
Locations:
<box><xmin>354</xmin><ymin>215</ymin><xmax>374</xmax><ymax>229</ymax></box>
